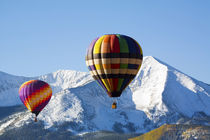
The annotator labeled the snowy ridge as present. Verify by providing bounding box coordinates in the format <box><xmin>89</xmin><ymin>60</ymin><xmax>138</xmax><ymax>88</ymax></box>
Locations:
<box><xmin>0</xmin><ymin>71</ymin><xmax>30</xmax><ymax>93</ymax></box>
<box><xmin>163</xmin><ymin>66</ymin><xmax>210</xmax><ymax>117</ymax></box>
<box><xmin>0</xmin><ymin>70</ymin><xmax>92</xmax><ymax>106</ymax></box>
<box><xmin>0</xmin><ymin>72</ymin><xmax>31</xmax><ymax>106</ymax></box>
<box><xmin>38</xmin><ymin>70</ymin><xmax>93</xmax><ymax>93</ymax></box>
<box><xmin>0</xmin><ymin>56</ymin><xmax>209</xmax><ymax>134</ymax></box>
<box><xmin>131</xmin><ymin>56</ymin><xmax>168</xmax><ymax>114</ymax></box>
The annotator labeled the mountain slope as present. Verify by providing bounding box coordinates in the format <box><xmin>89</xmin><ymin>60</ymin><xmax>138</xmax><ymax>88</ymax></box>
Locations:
<box><xmin>131</xmin><ymin>57</ymin><xmax>210</xmax><ymax>122</ymax></box>
<box><xmin>38</xmin><ymin>70</ymin><xmax>93</xmax><ymax>93</ymax></box>
<box><xmin>130</xmin><ymin>124</ymin><xmax>210</xmax><ymax>140</ymax></box>
<box><xmin>0</xmin><ymin>71</ymin><xmax>31</xmax><ymax>106</ymax></box>
<box><xmin>0</xmin><ymin>56</ymin><xmax>209</xmax><ymax>138</ymax></box>
<box><xmin>0</xmin><ymin>70</ymin><xmax>92</xmax><ymax>106</ymax></box>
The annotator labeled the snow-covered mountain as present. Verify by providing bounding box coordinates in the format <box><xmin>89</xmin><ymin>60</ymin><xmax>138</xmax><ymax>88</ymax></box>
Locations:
<box><xmin>0</xmin><ymin>70</ymin><xmax>92</xmax><ymax>106</ymax></box>
<box><xmin>0</xmin><ymin>56</ymin><xmax>209</xmax><ymax>138</ymax></box>
<box><xmin>0</xmin><ymin>72</ymin><xmax>31</xmax><ymax>106</ymax></box>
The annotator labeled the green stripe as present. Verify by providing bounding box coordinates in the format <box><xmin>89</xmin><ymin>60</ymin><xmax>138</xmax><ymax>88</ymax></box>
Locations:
<box><xmin>120</xmin><ymin>64</ymin><xmax>128</xmax><ymax>69</ymax></box>
<box><xmin>117</xmin><ymin>36</ymin><xmax>128</xmax><ymax>92</ymax></box>
<box><xmin>117</xmin><ymin>35</ymin><xmax>129</xmax><ymax>53</ymax></box>
<box><xmin>117</xmin><ymin>78</ymin><xmax>124</xmax><ymax>91</ymax></box>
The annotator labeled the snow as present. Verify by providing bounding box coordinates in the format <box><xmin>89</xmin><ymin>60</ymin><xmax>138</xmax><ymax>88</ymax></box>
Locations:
<box><xmin>39</xmin><ymin>90</ymin><xmax>84</xmax><ymax>128</ymax></box>
<box><xmin>0</xmin><ymin>72</ymin><xmax>31</xmax><ymax>106</ymax></box>
<box><xmin>38</xmin><ymin>70</ymin><xmax>93</xmax><ymax>93</ymax></box>
<box><xmin>0</xmin><ymin>117</ymin><xmax>16</xmax><ymax>134</ymax></box>
<box><xmin>0</xmin><ymin>70</ymin><xmax>92</xmax><ymax>106</ymax></box>
<box><xmin>0</xmin><ymin>88</ymin><xmax>22</xmax><ymax>106</ymax></box>
<box><xmin>0</xmin><ymin>56</ymin><xmax>210</xmax><ymax>134</ymax></box>
<box><xmin>174</xmin><ymin>71</ymin><xmax>197</xmax><ymax>93</ymax></box>
<box><xmin>163</xmin><ymin>69</ymin><xmax>210</xmax><ymax>117</ymax></box>
<box><xmin>131</xmin><ymin>56</ymin><xmax>168</xmax><ymax>113</ymax></box>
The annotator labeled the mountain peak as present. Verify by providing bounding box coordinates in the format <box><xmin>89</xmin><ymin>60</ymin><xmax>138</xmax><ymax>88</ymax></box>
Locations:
<box><xmin>131</xmin><ymin>56</ymin><xmax>169</xmax><ymax>117</ymax></box>
<box><xmin>53</xmin><ymin>69</ymin><xmax>86</xmax><ymax>75</ymax></box>
<box><xmin>0</xmin><ymin>56</ymin><xmax>209</xmax><ymax>135</ymax></box>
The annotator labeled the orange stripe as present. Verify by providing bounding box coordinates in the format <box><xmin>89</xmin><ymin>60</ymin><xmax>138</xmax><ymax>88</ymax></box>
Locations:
<box><xmin>107</xmin><ymin>78</ymin><xmax>113</xmax><ymax>91</ymax></box>
<box><xmin>102</xmin><ymin>64</ymin><xmax>111</xmax><ymax>69</ymax></box>
<box><xmin>25</xmin><ymin>84</ymin><xmax>49</xmax><ymax>102</ymax></box>
<box><xmin>101</xmin><ymin>35</ymin><xmax>111</xmax><ymax>53</ymax></box>
<box><xmin>24</xmin><ymin>87</ymin><xmax>52</xmax><ymax>111</ymax></box>
<box><xmin>31</xmin><ymin>92</ymin><xmax>52</xmax><ymax>111</ymax></box>
<box><xmin>30</xmin><ymin>87</ymin><xmax>52</xmax><ymax>110</ymax></box>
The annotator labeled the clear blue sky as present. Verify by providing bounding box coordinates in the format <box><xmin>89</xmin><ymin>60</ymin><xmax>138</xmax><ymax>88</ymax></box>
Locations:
<box><xmin>0</xmin><ymin>0</ymin><xmax>210</xmax><ymax>84</ymax></box>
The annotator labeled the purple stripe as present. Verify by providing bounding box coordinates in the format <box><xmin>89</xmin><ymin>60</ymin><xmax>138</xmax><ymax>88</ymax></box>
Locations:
<box><xmin>96</xmin><ymin>79</ymin><xmax>108</xmax><ymax>93</ymax></box>
<box><xmin>88</xmin><ymin>65</ymin><xmax>96</xmax><ymax>71</ymax></box>
<box><xmin>87</xmin><ymin>37</ymin><xmax>99</xmax><ymax>56</ymax></box>
<box><xmin>19</xmin><ymin>80</ymin><xmax>47</xmax><ymax>106</ymax></box>
<box><xmin>86</xmin><ymin>37</ymin><xmax>108</xmax><ymax>93</ymax></box>
<box><xmin>19</xmin><ymin>91</ymin><xmax>25</xmax><ymax>104</ymax></box>
<box><xmin>19</xmin><ymin>80</ymin><xmax>52</xmax><ymax>114</ymax></box>
<box><xmin>19</xmin><ymin>80</ymin><xmax>47</xmax><ymax>98</ymax></box>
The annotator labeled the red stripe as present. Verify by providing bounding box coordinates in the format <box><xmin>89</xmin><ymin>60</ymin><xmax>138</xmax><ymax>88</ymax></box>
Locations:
<box><xmin>110</xmin><ymin>35</ymin><xmax>120</xmax><ymax>53</ymax></box>
<box><xmin>111</xmin><ymin>64</ymin><xmax>120</xmax><ymax>69</ymax></box>
<box><xmin>26</xmin><ymin>85</ymin><xmax>49</xmax><ymax>103</ymax></box>
<box><xmin>110</xmin><ymin>35</ymin><xmax>120</xmax><ymax>91</ymax></box>
<box><xmin>112</xmin><ymin>78</ymin><xmax>118</xmax><ymax>92</ymax></box>
<box><xmin>31</xmin><ymin>94</ymin><xmax>52</xmax><ymax>111</ymax></box>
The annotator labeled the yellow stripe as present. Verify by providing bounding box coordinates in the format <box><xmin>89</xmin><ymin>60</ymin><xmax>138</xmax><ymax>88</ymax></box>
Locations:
<box><xmin>25</xmin><ymin>103</ymin><xmax>32</xmax><ymax>111</ymax></box>
<box><xmin>101</xmin><ymin>35</ymin><xmax>114</xmax><ymax>92</ymax></box>
<box><xmin>95</xmin><ymin>64</ymin><xmax>101</xmax><ymax>70</ymax></box>
<box><xmin>93</xmin><ymin>35</ymin><xmax>106</xmax><ymax>54</ymax></box>
<box><xmin>101</xmin><ymin>79</ymin><xmax>111</xmax><ymax>92</ymax></box>
<box><xmin>93</xmin><ymin>35</ymin><xmax>111</xmax><ymax>91</ymax></box>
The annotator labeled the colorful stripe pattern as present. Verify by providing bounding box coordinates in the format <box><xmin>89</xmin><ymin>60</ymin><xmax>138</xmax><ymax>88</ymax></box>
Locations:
<box><xmin>19</xmin><ymin>80</ymin><xmax>52</xmax><ymax>116</ymax></box>
<box><xmin>86</xmin><ymin>34</ymin><xmax>143</xmax><ymax>97</ymax></box>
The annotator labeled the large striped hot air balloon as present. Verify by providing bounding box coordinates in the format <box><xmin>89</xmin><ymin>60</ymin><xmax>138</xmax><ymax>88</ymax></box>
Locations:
<box><xmin>19</xmin><ymin>80</ymin><xmax>52</xmax><ymax>122</ymax></box>
<box><xmin>85</xmin><ymin>34</ymin><xmax>143</xmax><ymax>109</ymax></box>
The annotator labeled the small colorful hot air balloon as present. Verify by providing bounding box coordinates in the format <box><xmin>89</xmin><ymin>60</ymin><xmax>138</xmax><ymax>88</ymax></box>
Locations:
<box><xmin>86</xmin><ymin>34</ymin><xmax>143</xmax><ymax>109</ymax></box>
<box><xmin>19</xmin><ymin>80</ymin><xmax>52</xmax><ymax>122</ymax></box>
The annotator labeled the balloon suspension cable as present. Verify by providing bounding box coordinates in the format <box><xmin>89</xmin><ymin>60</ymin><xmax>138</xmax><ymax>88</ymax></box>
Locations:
<box><xmin>113</xmin><ymin>98</ymin><xmax>118</xmax><ymax>104</ymax></box>
<box><xmin>34</xmin><ymin>115</ymin><xmax>38</xmax><ymax>122</ymax></box>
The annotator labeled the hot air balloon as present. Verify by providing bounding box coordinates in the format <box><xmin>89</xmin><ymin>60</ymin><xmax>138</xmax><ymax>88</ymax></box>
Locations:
<box><xmin>85</xmin><ymin>34</ymin><xmax>143</xmax><ymax>109</ymax></box>
<box><xmin>19</xmin><ymin>80</ymin><xmax>52</xmax><ymax>122</ymax></box>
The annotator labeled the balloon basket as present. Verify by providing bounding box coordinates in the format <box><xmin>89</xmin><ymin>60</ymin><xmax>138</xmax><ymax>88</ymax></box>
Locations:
<box><xmin>112</xmin><ymin>102</ymin><xmax>117</xmax><ymax>109</ymax></box>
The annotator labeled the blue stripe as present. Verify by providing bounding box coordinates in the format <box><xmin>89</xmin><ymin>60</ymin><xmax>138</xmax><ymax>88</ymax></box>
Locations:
<box><xmin>121</xmin><ymin>35</ymin><xmax>136</xmax><ymax>53</ymax></box>
<box><xmin>120</xmin><ymin>78</ymin><xmax>132</xmax><ymax>92</ymax></box>
<box><xmin>128</xmin><ymin>64</ymin><xmax>139</xmax><ymax>69</ymax></box>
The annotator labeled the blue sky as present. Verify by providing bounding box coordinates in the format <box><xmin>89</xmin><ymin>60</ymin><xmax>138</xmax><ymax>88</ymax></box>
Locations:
<box><xmin>0</xmin><ymin>0</ymin><xmax>210</xmax><ymax>84</ymax></box>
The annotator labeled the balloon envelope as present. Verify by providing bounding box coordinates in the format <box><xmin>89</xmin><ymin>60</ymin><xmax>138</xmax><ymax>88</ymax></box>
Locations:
<box><xmin>86</xmin><ymin>34</ymin><xmax>143</xmax><ymax>97</ymax></box>
<box><xmin>19</xmin><ymin>80</ymin><xmax>52</xmax><ymax>116</ymax></box>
